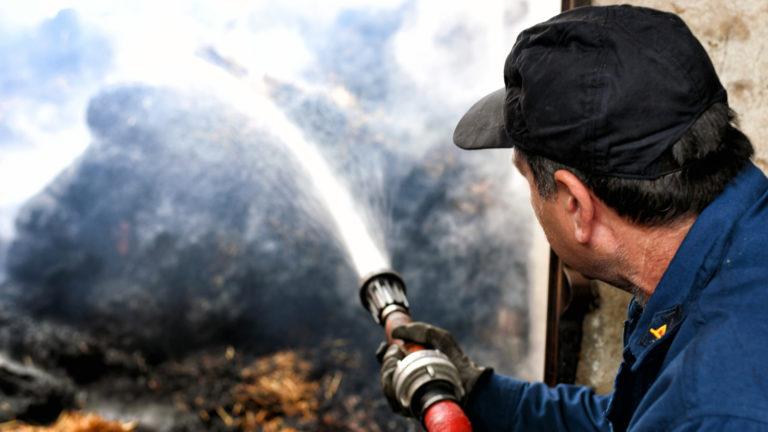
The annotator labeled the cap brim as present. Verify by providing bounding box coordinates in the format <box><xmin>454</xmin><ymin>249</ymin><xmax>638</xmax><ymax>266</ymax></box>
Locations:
<box><xmin>453</xmin><ymin>88</ymin><xmax>513</xmax><ymax>150</ymax></box>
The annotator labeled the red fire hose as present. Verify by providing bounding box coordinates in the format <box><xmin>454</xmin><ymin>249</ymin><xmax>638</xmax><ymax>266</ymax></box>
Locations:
<box><xmin>360</xmin><ymin>271</ymin><xmax>473</xmax><ymax>432</ymax></box>
<box><xmin>423</xmin><ymin>402</ymin><xmax>473</xmax><ymax>432</ymax></box>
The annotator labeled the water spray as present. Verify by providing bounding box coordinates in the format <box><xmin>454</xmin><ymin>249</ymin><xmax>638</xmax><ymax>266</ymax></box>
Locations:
<box><xmin>195</xmin><ymin>47</ymin><xmax>468</xmax><ymax>430</ymax></box>
<box><xmin>359</xmin><ymin>270</ymin><xmax>473</xmax><ymax>432</ymax></box>
<box><xmin>196</xmin><ymin>46</ymin><xmax>389</xmax><ymax>277</ymax></box>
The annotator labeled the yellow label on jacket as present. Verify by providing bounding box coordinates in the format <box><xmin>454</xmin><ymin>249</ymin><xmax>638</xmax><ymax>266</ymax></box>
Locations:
<box><xmin>650</xmin><ymin>324</ymin><xmax>667</xmax><ymax>339</ymax></box>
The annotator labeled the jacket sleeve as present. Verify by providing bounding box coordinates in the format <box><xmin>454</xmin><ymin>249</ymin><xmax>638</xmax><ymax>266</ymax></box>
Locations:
<box><xmin>465</xmin><ymin>373</ymin><xmax>612</xmax><ymax>432</ymax></box>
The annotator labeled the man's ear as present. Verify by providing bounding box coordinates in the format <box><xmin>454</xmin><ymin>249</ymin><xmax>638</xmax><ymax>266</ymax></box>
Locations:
<box><xmin>553</xmin><ymin>170</ymin><xmax>595</xmax><ymax>244</ymax></box>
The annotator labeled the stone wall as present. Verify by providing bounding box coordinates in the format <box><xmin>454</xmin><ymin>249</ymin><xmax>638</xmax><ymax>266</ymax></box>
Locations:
<box><xmin>576</xmin><ymin>0</ymin><xmax>768</xmax><ymax>393</ymax></box>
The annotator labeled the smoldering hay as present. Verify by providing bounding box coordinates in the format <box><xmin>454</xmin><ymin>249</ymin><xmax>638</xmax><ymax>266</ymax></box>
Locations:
<box><xmin>2</xmin><ymin>79</ymin><xmax>532</xmax><ymax>371</ymax></box>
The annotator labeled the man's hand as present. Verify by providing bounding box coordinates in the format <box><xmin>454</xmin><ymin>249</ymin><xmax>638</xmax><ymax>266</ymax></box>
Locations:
<box><xmin>377</xmin><ymin>322</ymin><xmax>493</xmax><ymax>416</ymax></box>
<box><xmin>376</xmin><ymin>342</ymin><xmax>408</xmax><ymax>415</ymax></box>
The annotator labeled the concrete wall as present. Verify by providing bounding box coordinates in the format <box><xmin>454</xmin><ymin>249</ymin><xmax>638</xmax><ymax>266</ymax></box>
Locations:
<box><xmin>576</xmin><ymin>281</ymin><xmax>631</xmax><ymax>394</ymax></box>
<box><xmin>576</xmin><ymin>0</ymin><xmax>768</xmax><ymax>393</ymax></box>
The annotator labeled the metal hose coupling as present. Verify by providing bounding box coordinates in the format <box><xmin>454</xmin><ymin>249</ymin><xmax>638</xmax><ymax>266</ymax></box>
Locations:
<box><xmin>393</xmin><ymin>349</ymin><xmax>465</xmax><ymax>418</ymax></box>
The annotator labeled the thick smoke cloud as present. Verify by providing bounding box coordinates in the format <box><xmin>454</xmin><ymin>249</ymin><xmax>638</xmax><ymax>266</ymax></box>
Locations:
<box><xmin>1</xmin><ymin>0</ymin><xmax>553</xmax><ymax>378</ymax></box>
<box><xmin>6</xmin><ymin>84</ymin><xmax>355</xmax><ymax>356</ymax></box>
<box><xmin>5</xmin><ymin>77</ymin><xmax>531</xmax><ymax>368</ymax></box>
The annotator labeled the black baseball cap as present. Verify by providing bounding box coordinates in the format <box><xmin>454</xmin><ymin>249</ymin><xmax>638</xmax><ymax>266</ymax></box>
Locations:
<box><xmin>453</xmin><ymin>5</ymin><xmax>727</xmax><ymax>179</ymax></box>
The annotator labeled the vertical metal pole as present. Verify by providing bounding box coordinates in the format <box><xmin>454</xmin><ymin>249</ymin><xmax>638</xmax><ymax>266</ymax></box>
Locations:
<box><xmin>544</xmin><ymin>0</ymin><xmax>592</xmax><ymax>388</ymax></box>
<box><xmin>544</xmin><ymin>250</ymin><xmax>565</xmax><ymax>387</ymax></box>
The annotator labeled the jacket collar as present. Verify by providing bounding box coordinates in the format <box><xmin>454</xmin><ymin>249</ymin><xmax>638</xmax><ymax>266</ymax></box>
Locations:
<box><xmin>624</xmin><ymin>163</ymin><xmax>768</xmax><ymax>362</ymax></box>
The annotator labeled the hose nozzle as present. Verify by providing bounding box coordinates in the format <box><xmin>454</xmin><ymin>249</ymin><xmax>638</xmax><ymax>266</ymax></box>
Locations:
<box><xmin>359</xmin><ymin>269</ymin><xmax>409</xmax><ymax>325</ymax></box>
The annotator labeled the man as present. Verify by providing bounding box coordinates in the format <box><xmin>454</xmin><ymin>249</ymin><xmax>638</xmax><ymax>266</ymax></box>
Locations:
<box><xmin>379</xmin><ymin>5</ymin><xmax>768</xmax><ymax>431</ymax></box>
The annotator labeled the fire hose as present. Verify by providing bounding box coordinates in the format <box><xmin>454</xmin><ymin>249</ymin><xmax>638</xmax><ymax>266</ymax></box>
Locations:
<box><xmin>359</xmin><ymin>270</ymin><xmax>473</xmax><ymax>432</ymax></box>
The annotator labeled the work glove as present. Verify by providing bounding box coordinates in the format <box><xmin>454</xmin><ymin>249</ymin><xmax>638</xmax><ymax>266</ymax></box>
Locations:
<box><xmin>376</xmin><ymin>342</ymin><xmax>408</xmax><ymax>415</ymax></box>
<box><xmin>376</xmin><ymin>321</ymin><xmax>493</xmax><ymax>416</ymax></box>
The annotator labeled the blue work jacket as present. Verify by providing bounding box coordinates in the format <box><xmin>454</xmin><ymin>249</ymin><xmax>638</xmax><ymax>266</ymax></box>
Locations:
<box><xmin>465</xmin><ymin>163</ymin><xmax>768</xmax><ymax>431</ymax></box>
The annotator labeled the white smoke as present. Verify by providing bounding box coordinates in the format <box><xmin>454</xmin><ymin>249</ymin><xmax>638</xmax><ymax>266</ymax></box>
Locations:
<box><xmin>0</xmin><ymin>0</ymin><xmax>560</xmax><ymax>379</ymax></box>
